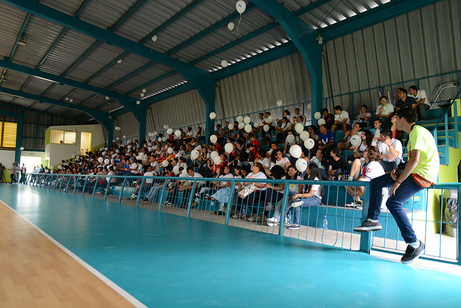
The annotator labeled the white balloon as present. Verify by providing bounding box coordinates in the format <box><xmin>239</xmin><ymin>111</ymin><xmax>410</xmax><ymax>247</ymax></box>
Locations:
<box><xmin>304</xmin><ymin>138</ymin><xmax>315</xmax><ymax>150</ymax></box>
<box><xmin>191</xmin><ymin>149</ymin><xmax>199</xmax><ymax>160</ymax></box>
<box><xmin>181</xmin><ymin>169</ymin><xmax>188</xmax><ymax>177</ymax></box>
<box><xmin>236</xmin><ymin>116</ymin><xmax>243</xmax><ymax>122</ymax></box>
<box><xmin>158</xmin><ymin>137</ymin><xmax>162</xmax><ymax>142</ymax></box>
<box><xmin>254</xmin><ymin>122</ymin><xmax>259</xmax><ymax>128</ymax></box>
<box><xmin>210</xmin><ymin>151</ymin><xmax>219</xmax><ymax>159</ymax></box>
<box><xmin>318</xmin><ymin>119</ymin><xmax>326</xmax><ymax>126</ymax></box>
<box><xmin>175</xmin><ymin>130</ymin><xmax>182</xmax><ymax>138</ymax></box>
<box><xmin>20</xmin><ymin>147</ymin><xmax>24</xmax><ymax>150</ymax></box>
<box><xmin>285</xmin><ymin>134</ymin><xmax>295</xmax><ymax>144</ymax></box>
<box><xmin>210</xmin><ymin>135</ymin><xmax>218</xmax><ymax>144</ymax></box>
<box><xmin>167</xmin><ymin>147</ymin><xmax>173</xmax><ymax>154</ymax></box>
<box><xmin>167</xmin><ymin>128</ymin><xmax>173</xmax><ymax>135</ymax></box>
<box><xmin>213</xmin><ymin>156</ymin><xmax>222</xmax><ymax>165</ymax></box>
<box><xmin>45</xmin><ymin>169</ymin><xmax>49</xmax><ymax>173</ymax></box>
<box><xmin>104</xmin><ymin>159</ymin><xmax>110</xmax><ymax>164</ymax></box>
<box><xmin>295</xmin><ymin>123</ymin><xmax>304</xmax><ymax>134</ymax></box>
<box><xmin>267</xmin><ymin>115</ymin><xmax>274</xmax><ymax>123</ymax></box>
<box><xmin>263</xmin><ymin>124</ymin><xmax>270</xmax><ymax>132</ymax></box>
<box><xmin>225</xmin><ymin>143</ymin><xmax>233</xmax><ymax>153</ymax></box>
<box><xmin>58</xmin><ymin>165</ymin><xmax>62</xmax><ymax>170</ymax></box>
<box><xmin>306</xmin><ymin>103</ymin><xmax>312</xmax><ymax>111</ymax></box>
<box><xmin>220</xmin><ymin>60</ymin><xmax>228</xmax><ymax>68</ymax></box>
<box><xmin>147</xmin><ymin>147</ymin><xmax>152</xmax><ymax>152</ymax></box>
<box><xmin>209</xmin><ymin>112</ymin><xmax>217</xmax><ymax>119</ymax></box>
<box><xmin>236</xmin><ymin>0</ymin><xmax>246</xmax><ymax>14</ymax></box>
<box><xmin>300</xmin><ymin>131</ymin><xmax>309</xmax><ymax>141</ymax></box>
<box><xmin>102</xmin><ymin>151</ymin><xmax>106</xmax><ymax>156</ymax></box>
<box><xmin>228</xmin><ymin>22</ymin><xmax>235</xmax><ymax>31</ymax></box>
<box><xmin>116</xmin><ymin>137</ymin><xmax>120</xmax><ymax>141</ymax></box>
<box><xmin>153</xmin><ymin>131</ymin><xmax>158</xmax><ymax>136</ymax></box>
<box><xmin>350</xmin><ymin>135</ymin><xmax>362</xmax><ymax>148</ymax></box>
<box><xmin>228</xmin><ymin>123</ymin><xmax>234</xmax><ymax>130</ymax></box>
<box><xmin>296</xmin><ymin>159</ymin><xmax>308</xmax><ymax>173</ymax></box>
<box><xmin>50</xmin><ymin>166</ymin><xmax>54</xmax><ymax>170</ymax></box>
<box><xmin>162</xmin><ymin>160</ymin><xmax>169</xmax><ymax>167</ymax></box>
<box><xmin>289</xmin><ymin>145</ymin><xmax>302</xmax><ymax>158</ymax></box>
<box><xmin>314</xmin><ymin>112</ymin><xmax>321</xmax><ymax>120</ymax></box>
<box><xmin>127</xmin><ymin>145</ymin><xmax>132</xmax><ymax>149</ymax></box>
<box><xmin>136</xmin><ymin>155</ymin><xmax>141</xmax><ymax>161</ymax></box>
<box><xmin>123</xmin><ymin>135</ymin><xmax>126</xmax><ymax>139</ymax></box>
<box><xmin>244</xmin><ymin>124</ymin><xmax>252</xmax><ymax>133</ymax></box>
<box><xmin>276</xmin><ymin>100</ymin><xmax>283</xmax><ymax>107</ymax></box>
<box><xmin>238</xmin><ymin>122</ymin><xmax>245</xmax><ymax>130</ymax></box>
<box><xmin>244</xmin><ymin>116</ymin><xmax>251</xmax><ymax>124</ymax></box>
<box><xmin>173</xmin><ymin>165</ymin><xmax>180</xmax><ymax>175</ymax></box>
<box><xmin>137</xmin><ymin>100</ymin><xmax>141</xmax><ymax>104</ymax></box>
<box><xmin>98</xmin><ymin>157</ymin><xmax>103</xmax><ymax>163</ymax></box>
<box><xmin>164</xmin><ymin>124</ymin><xmax>169</xmax><ymax>129</ymax></box>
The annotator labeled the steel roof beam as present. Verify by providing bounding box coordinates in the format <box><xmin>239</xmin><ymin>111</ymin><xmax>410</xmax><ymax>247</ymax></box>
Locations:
<box><xmin>319</xmin><ymin>0</ymin><xmax>444</xmax><ymax>42</ymax></box>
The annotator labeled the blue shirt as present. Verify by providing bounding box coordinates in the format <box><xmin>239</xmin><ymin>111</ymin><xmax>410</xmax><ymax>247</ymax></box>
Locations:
<box><xmin>319</xmin><ymin>130</ymin><xmax>336</xmax><ymax>146</ymax></box>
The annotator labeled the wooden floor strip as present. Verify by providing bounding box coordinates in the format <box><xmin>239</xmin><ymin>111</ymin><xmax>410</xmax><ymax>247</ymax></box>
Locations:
<box><xmin>0</xmin><ymin>201</ymin><xmax>144</xmax><ymax>308</ymax></box>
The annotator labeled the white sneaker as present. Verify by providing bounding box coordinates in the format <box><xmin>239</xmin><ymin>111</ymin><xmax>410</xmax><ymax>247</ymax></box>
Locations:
<box><xmin>292</xmin><ymin>200</ymin><xmax>303</xmax><ymax>207</ymax></box>
<box><xmin>218</xmin><ymin>204</ymin><xmax>225</xmax><ymax>212</ymax></box>
<box><xmin>267</xmin><ymin>217</ymin><xmax>278</xmax><ymax>223</ymax></box>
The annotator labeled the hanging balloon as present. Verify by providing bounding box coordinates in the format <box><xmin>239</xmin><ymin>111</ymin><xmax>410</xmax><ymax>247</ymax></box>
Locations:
<box><xmin>123</xmin><ymin>135</ymin><xmax>126</xmax><ymax>139</ymax></box>
<box><xmin>238</xmin><ymin>122</ymin><xmax>245</xmax><ymax>130</ymax></box>
<box><xmin>228</xmin><ymin>123</ymin><xmax>234</xmax><ymax>130</ymax></box>
<box><xmin>244</xmin><ymin>124</ymin><xmax>252</xmax><ymax>133</ymax></box>
<box><xmin>228</xmin><ymin>22</ymin><xmax>235</xmax><ymax>31</ymax></box>
<box><xmin>116</xmin><ymin>137</ymin><xmax>120</xmax><ymax>141</ymax></box>
<box><xmin>306</xmin><ymin>103</ymin><xmax>312</xmax><ymax>111</ymax></box>
<box><xmin>350</xmin><ymin>135</ymin><xmax>362</xmax><ymax>148</ymax></box>
<box><xmin>289</xmin><ymin>145</ymin><xmax>302</xmax><ymax>159</ymax></box>
<box><xmin>254</xmin><ymin>122</ymin><xmax>259</xmax><ymax>128</ymax></box>
<box><xmin>210</xmin><ymin>135</ymin><xmax>218</xmax><ymax>144</ymax></box>
<box><xmin>190</xmin><ymin>150</ymin><xmax>199</xmax><ymax>160</ymax></box>
<box><xmin>300</xmin><ymin>131</ymin><xmax>309</xmax><ymax>141</ymax></box>
<box><xmin>225</xmin><ymin>143</ymin><xmax>233</xmax><ymax>153</ymax></box>
<box><xmin>318</xmin><ymin>119</ymin><xmax>326</xmax><ymax>126</ymax></box>
<box><xmin>267</xmin><ymin>115</ymin><xmax>274</xmax><ymax>123</ymax></box>
<box><xmin>220</xmin><ymin>60</ymin><xmax>228</xmax><ymax>68</ymax></box>
<box><xmin>209</xmin><ymin>112</ymin><xmax>217</xmax><ymax>119</ymax></box>
<box><xmin>167</xmin><ymin>128</ymin><xmax>173</xmax><ymax>135</ymax></box>
<box><xmin>175</xmin><ymin>130</ymin><xmax>182</xmax><ymax>138</ymax></box>
<box><xmin>136</xmin><ymin>155</ymin><xmax>142</xmax><ymax>161</ymax></box>
<box><xmin>304</xmin><ymin>138</ymin><xmax>315</xmax><ymax>150</ymax></box>
<box><xmin>167</xmin><ymin>147</ymin><xmax>173</xmax><ymax>154</ymax></box>
<box><xmin>127</xmin><ymin>145</ymin><xmax>132</xmax><ymax>149</ymax></box>
<box><xmin>162</xmin><ymin>160</ymin><xmax>169</xmax><ymax>167</ymax></box>
<box><xmin>213</xmin><ymin>156</ymin><xmax>222</xmax><ymax>165</ymax></box>
<box><xmin>244</xmin><ymin>116</ymin><xmax>251</xmax><ymax>124</ymax></box>
<box><xmin>236</xmin><ymin>0</ymin><xmax>246</xmax><ymax>14</ymax></box>
<box><xmin>105</xmin><ymin>147</ymin><xmax>108</xmax><ymax>151</ymax></box>
<box><xmin>102</xmin><ymin>151</ymin><xmax>106</xmax><ymax>156</ymax></box>
<box><xmin>158</xmin><ymin>137</ymin><xmax>162</xmax><ymax>142</ymax></box>
<box><xmin>276</xmin><ymin>100</ymin><xmax>283</xmax><ymax>107</ymax></box>
<box><xmin>20</xmin><ymin>147</ymin><xmax>24</xmax><ymax>150</ymax></box>
<box><xmin>50</xmin><ymin>166</ymin><xmax>54</xmax><ymax>170</ymax></box>
<box><xmin>104</xmin><ymin>159</ymin><xmax>110</xmax><ymax>165</ymax></box>
<box><xmin>173</xmin><ymin>165</ymin><xmax>180</xmax><ymax>175</ymax></box>
<box><xmin>314</xmin><ymin>112</ymin><xmax>321</xmax><ymax>120</ymax></box>
<box><xmin>210</xmin><ymin>151</ymin><xmax>219</xmax><ymax>160</ymax></box>
<box><xmin>58</xmin><ymin>165</ymin><xmax>62</xmax><ymax>170</ymax></box>
<box><xmin>237</xmin><ymin>116</ymin><xmax>243</xmax><ymax>122</ymax></box>
<box><xmin>98</xmin><ymin>157</ymin><xmax>103</xmax><ymax>163</ymax></box>
<box><xmin>164</xmin><ymin>124</ymin><xmax>169</xmax><ymax>129</ymax></box>
<box><xmin>296</xmin><ymin>158</ymin><xmax>308</xmax><ymax>173</ymax></box>
<box><xmin>286</xmin><ymin>134</ymin><xmax>295</xmax><ymax>144</ymax></box>
<box><xmin>263</xmin><ymin>124</ymin><xmax>270</xmax><ymax>132</ymax></box>
<box><xmin>295</xmin><ymin>123</ymin><xmax>304</xmax><ymax>134</ymax></box>
<box><xmin>153</xmin><ymin>131</ymin><xmax>158</xmax><ymax>136</ymax></box>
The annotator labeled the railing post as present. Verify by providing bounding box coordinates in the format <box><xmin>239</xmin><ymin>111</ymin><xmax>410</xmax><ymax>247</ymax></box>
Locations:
<box><xmin>454</xmin><ymin>98</ymin><xmax>459</xmax><ymax>149</ymax></box>
<box><xmin>158</xmin><ymin>180</ymin><xmax>168</xmax><ymax>211</ymax></box>
<box><xmin>73</xmin><ymin>175</ymin><xmax>79</xmax><ymax>194</ymax></box>
<box><xmin>81</xmin><ymin>176</ymin><xmax>89</xmax><ymax>196</ymax></box>
<box><xmin>445</xmin><ymin>113</ymin><xmax>449</xmax><ymax>159</ymax></box>
<box><xmin>186</xmin><ymin>180</ymin><xmax>198</xmax><ymax>218</ymax></box>
<box><xmin>65</xmin><ymin>175</ymin><xmax>72</xmax><ymax>192</ymax></box>
<box><xmin>136</xmin><ymin>178</ymin><xmax>145</xmax><ymax>207</ymax></box>
<box><xmin>118</xmin><ymin>177</ymin><xmax>127</xmax><ymax>204</ymax></box>
<box><xmin>92</xmin><ymin>175</ymin><xmax>99</xmax><ymax>197</ymax></box>
<box><xmin>458</xmin><ymin>185</ymin><xmax>461</xmax><ymax>265</ymax></box>
<box><xmin>225</xmin><ymin>181</ymin><xmax>236</xmax><ymax>225</ymax></box>
<box><xmin>278</xmin><ymin>184</ymin><xmax>291</xmax><ymax>236</ymax></box>
<box><xmin>359</xmin><ymin>183</ymin><xmax>372</xmax><ymax>253</ymax></box>
<box><xmin>104</xmin><ymin>177</ymin><xmax>111</xmax><ymax>201</ymax></box>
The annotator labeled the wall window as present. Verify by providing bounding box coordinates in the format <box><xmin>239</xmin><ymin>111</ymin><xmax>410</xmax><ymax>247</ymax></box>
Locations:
<box><xmin>50</xmin><ymin>129</ymin><xmax>77</xmax><ymax>145</ymax></box>
<box><xmin>0</xmin><ymin>121</ymin><xmax>17</xmax><ymax>149</ymax></box>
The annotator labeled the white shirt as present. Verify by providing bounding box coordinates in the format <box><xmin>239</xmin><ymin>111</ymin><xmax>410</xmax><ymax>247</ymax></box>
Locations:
<box><xmin>270</xmin><ymin>157</ymin><xmax>290</xmax><ymax>170</ymax></box>
<box><xmin>246</xmin><ymin>171</ymin><xmax>267</xmax><ymax>191</ymax></box>
<box><xmin>219</xmin><ymin>173</ymin><xmax>234</xmax><ymax>186</ymax></box>
<box><xmin>376</xmin><ymin>103</ymin><xmax>394</xmax><ymax>116</ymax></box>
<box><xmin>334</xmin><ymin>110</ymin><xmax>350</xmax><ymax>124</ymax></box>
<box><xmin>144</xmin><ymin>171</ymin><xmax>155</xmax><ymax>184</ymax></box>
<box><xmin>409</xmin><ymin>90</ymin><xmax>429</xmax><ymax>106</ymax></box>
<box><xmin>361</xmin><ymin>161</ymin><xmax>385</xmax><ymax>180</ymax></box>
<box><xmin>310</xmin><ymin>177</ymin><xmax>322</xmax><ymax>199</ymax></box>
<box><xmin>260</xmin><ymin>157</ymin><xmax>271</xmax><ymax>169</ymax></box>
<box><xmin>378</xmin><ymin>138</ymin><xmax>403</xmax><ymax>162</ymax></box>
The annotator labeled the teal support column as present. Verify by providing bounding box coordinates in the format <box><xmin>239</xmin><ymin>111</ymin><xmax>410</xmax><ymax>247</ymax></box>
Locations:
<box><xmin>250</xmin><ymin>0</ymin><xmax>323</xmax><ymax>118</ymax></box>
<box><xmin>135</xmin><ymin>104</ymin><xmax>147</xmax><ymax>148</ymax></box>
<box><xmin>0</xmin><ymin>108</ymin><xmax>24</xmax><ymax>163</ymax></box>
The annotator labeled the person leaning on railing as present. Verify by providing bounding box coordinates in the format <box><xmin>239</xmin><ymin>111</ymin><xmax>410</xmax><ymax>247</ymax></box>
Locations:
<box><xmin>232</xmin><ymin>163</ymin><xmax>266</xmax><ymax>220</ymax></box>
<box><xmin>354</xmin><ymin>109</ymin><xmax>439</xmax><ymax>264</ymax></box>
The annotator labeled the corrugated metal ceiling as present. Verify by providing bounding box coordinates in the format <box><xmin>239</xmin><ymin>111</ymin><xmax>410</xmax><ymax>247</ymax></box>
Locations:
<box><xmin>0</xmin><ymin>0</ymin><xmax>434</xmax><ymax>122</ymax></box>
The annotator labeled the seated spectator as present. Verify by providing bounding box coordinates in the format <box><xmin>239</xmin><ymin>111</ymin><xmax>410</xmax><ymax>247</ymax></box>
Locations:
<box><xmin>322</xmin><ymin>108</ymin><xmax>334</xmax><ymax>130</ymax></box>
<box><xmin>233</xmin><ymin>163</ymin><xmax>267</xmax><ymax>220</ymax></box>
<box><xmin>377</xmin><ymin>129</ymin><xmax>403</xmax><ymax>172</ymax></box>
<box><xmin>276</xmin><ymin>117</ymin><xmax>292</xmax><ymax>143</ymax></box>
<box><xmin>318</xmin><ymin>124</ymin><xmax>335</xmax><ymax>160</ymax></box>
<box><xmin>346</xmin><ymin>146</ymin><xmax>384</xmax><ymax>207</ymax></box>
<box><xmin>408</xmin><ymin>85</ymin><xmax>430</xmax><ymax>120</ymax></box>
<box><xmin>208</xmin><ymin>165</ymin><xmax>235</xmax><ymax>214</ymax></box>
<box><xmin>331</xmin><ymin>105</ymin><xmax>350</xmax><ymax>133</ymax></box>
<box><xmin>352</xmin><ymin>104</ymin><xmax>371</xmax><ymax>127</ymax></box>
<box><xmin>308</xmin><ymin>148</ymin><xmax>329</xmax><ymax>180</ymax></box>
<box><xmin>294</xmin><ymin>107</ymin><xmax>306</xmax><ymax>125</ymax></box>
<box><xmin>351</xmin><ymin>130</ymin><xmax>374</xmax><ymax>160</ymax></box>
<box><xmin>264</xmin><ymin>165</ymin><xmax>288</xmax><ymax>212</ymax></box>
<box><xmin>129</xmin><ymin>166</ymin><xmax>156</xmax><ymax>200</ymax></box>
<box><xmin>338</xmin><ymin>123</ymin><xmax>362</xmax><ymax>150</ymax></box>
<box><xmin>270</xmin><ymin>149</ymin><xmax>290</xmax><ymax>170</ymax></box>
<box><xmin>375</xmin><ymin>96</ymin><xmax>394</xmax><ymax>130</ymax></box>
<box><xmin>395</xmin><ymin>88</ymin><xmax>416</xmax><ymax>112</ymax></box>
<box><xmin>327</xmin><ymin>146</ymin><xmax>347</xmax><ymax>180</ymax></box>
<box><xmin>255</xmin><ymin>149</ymin><xmax>271</xmax><ymax>176</ymax></box>
<box><xmin>372</xmin><ymin>119</ymin><xmax>382</xmax><ymax>142</ymax></box>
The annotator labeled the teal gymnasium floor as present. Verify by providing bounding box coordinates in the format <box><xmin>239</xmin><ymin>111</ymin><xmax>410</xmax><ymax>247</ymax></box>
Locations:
<box><xmin>1</xmin><ymin>184</ymin><xmax>461</xmax><ymax>307</ymax></box>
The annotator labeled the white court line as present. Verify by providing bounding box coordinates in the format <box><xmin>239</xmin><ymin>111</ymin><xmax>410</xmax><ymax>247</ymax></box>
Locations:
<box><xmin>1</xmin><ymin>200</ymin><xmax>147</xmax><ymax>308</ymax></box>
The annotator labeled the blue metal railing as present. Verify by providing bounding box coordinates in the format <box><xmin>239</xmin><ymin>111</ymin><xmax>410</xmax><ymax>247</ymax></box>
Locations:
<box><xmin>24</xmin><ymin>173</ymin><xmax>460</xmax><ymax>264</ymax></box>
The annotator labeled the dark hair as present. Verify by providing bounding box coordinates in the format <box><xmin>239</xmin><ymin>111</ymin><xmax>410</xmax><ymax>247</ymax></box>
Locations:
<box><xmin>321</xmin><ymin>108</ymin><xmax>329</xmax><ymax>113</ymax></box>
<box><xmin>330</xmin><ymin>146</ymin><xmax>341</xmax><ymax>157</ymax></box>
<box><xmin>361</xmin><ymin>104</ymin><xmax>368</xmax><ymax>110</ymax></box>
<box><xmin>380</xmin><ymin>129</ymin><xmax>393</xmax><ymax>139</ymax></box>
<box><xmin>253</xmin><ymin>162</ymin><xmax>264</xmax><ymax>173</ymax></box>
<box><xmin>397</xmin><ymin>87</ymin><xmax>407</xmax><ymax>95</ymax></box>
<box><xmin>380</xmin><ymin>96</ymin><xmax>387</xmax><ymax>101</ymax></box>
<box><xmin>284</xmin><ymin>110</ymin><xmax>290</xmax><ymax>115</ymax></box>
<box><xmin>409</xmin><ymin>85</ymin><xmax>418</xmax><ymax>91</ymax></box>
<box><xmin>295</xmin><ymin>108</ymin><xmax>300</xmax><ymax>111</ymax></box>
<box><xmin>309</xmin><ymin>125</ymin><xmax>318</xmax><ymax>135</ymax></box>
<box><xmin>374</xmin><ymin>118</ymin><xmax>382</xmax><ymax>124</ymax></box>
<box><xmin>362</xmin><ymin>130</ymin><xmax>373</xmax><ymax>147</ymax></box>
<box><xmin>334</xmin><ymin>105</ymin><xmax>342</xmax><ymax>111</ymax></box>
<box><xmin>258</xmin><ymin>149</ymin><xmax>267</xmax><ymax>157</ymax></box>
<box><xmin>240</xmin><ymin>164</ymin><xmax>251</xmax><ymax>176</ymax></box>
<box><xmin>271</xmin><ymin>149</ymin><xmax>281</xmax><ymax>163</ymax></box>
<box><xmin>396</xmin><ymin>108</ymin><xmax>417</xmax><ymax>124</ymax></box>
<box><xmin>186</xmin><ymin>166</ymin><xmax>194</xmax><ymax>172</ymax></box>
<box><xmin>286</xmin><ymin>165</ymin><xmax>298</xmax><ymax>179</ymax></box>
<box><xmin>303</xmin><ymin>164</ymin><xmax>323</xmax><ymax>196</ymax></box>
<box><xmin>270</xmin><ymin>165</ymin><xmax>286</xmax><ymax>179</ymax></box>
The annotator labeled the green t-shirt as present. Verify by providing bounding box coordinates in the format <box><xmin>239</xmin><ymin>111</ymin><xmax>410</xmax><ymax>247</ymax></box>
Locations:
<box><xmin>408</xmin><ymin>125</ymin><xmax>439</xmax><ymax>183</ymax></box>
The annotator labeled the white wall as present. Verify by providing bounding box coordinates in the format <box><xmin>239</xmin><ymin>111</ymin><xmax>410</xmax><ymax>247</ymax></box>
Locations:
<box><xmin>0</xmin><ymin>150</ymin><xmax>15</xmax><ymax>168</ymax></box>
<box><xmin>45</xmin><ymin>124</ymin><xmax>105</xmax><ymax>167</ymax></box>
